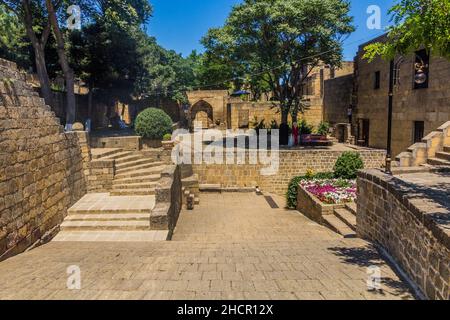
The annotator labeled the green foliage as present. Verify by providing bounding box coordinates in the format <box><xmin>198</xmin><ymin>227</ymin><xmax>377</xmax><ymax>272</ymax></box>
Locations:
<box><xmin>333</xmin><ymin>152</ymin><xmax>364</xmax><ymax>179</ymax></box>
<box><xmin>364</xmin><ymin>0</ymin><xmax>450</xmax><ymax>61</ymax></box>
<box><xmin>163</xmin><ymin>133</ymin><xmax>172</xmax><ymax>141</ymax></box>
<box><xmin>0</xmin><ymin>4</ymin><xmax>32</xmax><ymax>69</ymax></box>
<box><xmin>202</xmin><ymin>0</ymin><xmax>354</xmax><ymax>120</ymax></box>
<box><xmin>316</xmin><ymin>122</ymin><xmax>330</xmax><ymax>136</ymax></box>
<box><xmin>298</xmin><ymin>119</ymin><xmax>313</xmax><ymax>135</ymax></box>
<box><xmin>135</xmin><ymin>108</ymin><xmax>173</xmax><ymax>140</ymax></box>
<box><xmin>286</xmin><ymin>172</ymin><xmax>335</xmax><ymax>208</ymax></box>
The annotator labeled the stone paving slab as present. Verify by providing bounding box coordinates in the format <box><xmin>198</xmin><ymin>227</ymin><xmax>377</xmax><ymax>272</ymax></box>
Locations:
<box><xmin>0</xmin><ymin>193</ymin><xmax>415</xmax><ymax>300</ymax></box>
<box><xmin>68</xmin><ymin>193</ymin><xmax>155</xmax><ymax>213</ymax></box>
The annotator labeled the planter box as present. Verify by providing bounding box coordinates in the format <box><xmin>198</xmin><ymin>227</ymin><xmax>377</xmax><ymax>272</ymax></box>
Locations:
<box><xmin>142</xmin><ymin>138</ymin><xmax>162</xmax><ymax>149</ymax></box>
<box><xmin>296</xmin><ymin>185</ymin><xmax>344</xmax><ymax>224</ymax></box>
<box><xmin>300</xmin><ymin>134</ymin><xmax>332</xmax><ymax>146</ymax></box>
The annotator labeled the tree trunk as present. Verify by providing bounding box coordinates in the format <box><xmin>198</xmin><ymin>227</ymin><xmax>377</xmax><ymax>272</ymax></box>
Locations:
<box><xmin>87</xmin><ymin>84</ymin><xmax>93</xmax><ymax>119</ymax></box>
<box><xmin>45</xmin><ymin>0</ymin><xmax>76</xmax><ymax>126</ymax></box>
<box><xmin>33</xmin><ymin>43</ymin><xmax>54</xmax><ymax>107</ymax></box>
<box><xmin>21</xmin><ymin>0</ymin><xmax>54</xmax><ymax>108</ymax></box>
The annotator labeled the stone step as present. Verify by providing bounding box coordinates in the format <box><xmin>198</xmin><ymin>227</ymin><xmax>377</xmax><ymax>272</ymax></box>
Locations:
<box><xmin>112</xmin><ymin>182</ymin><xmax>158</xmax><ymax>190</ymax></box>
<box><xmin>110</xmin><ymin>188</ymin><xmax>156</xmax><ymax>196</ymax></box>
<box><xmin>60</xmin><ymin>220</ymin><xmax>150</xmax><ymax>231</ymax></box>
<box><xmin>113</xmin><ymin>154</ymin><xmax>145</xmax><ymax>165</ymax></box>
<box><xmin>114</xmin><ymin>166</ymin><xmax>166</xmax><ymax>179</ymax></box>
<box><xmin>100</xmin><ymin>151</ymin><xmax>135</xmax><ymax>161</ymax></box>
<box><xmin>115</xmin><ymin>162</ymin><xmax>165</xmax><ymax>174</ymax></box>
<box><xmin>345</xmin><ymin>203</ymin><xmax>357</xmax><ymax>215</ymax></box>
<box><xmin>65</xmin><ymin>213</ymin><xmax>150</xmax><ymax>221</ymax></box>
<box><xmin>199</xmin><ymin>184</ymin><xmax>222</xmax><ymax>192</ymax></box>
<box><xmin>427</xmin><ymin>157</ymin><xmax>450</xmax><ymax>166</ymax></box>
<box><xmin>68</xmin><ymin>208</ymin><xmax>152</xmax><ymax>215</ymax></box>
<box><xmin>443</xmin><ymin>145</ymin><xmax>450</xmax><ymax>153</ymax></box>
<box><xmin>91</xmin><ymin>148</ymin><xmax>124</xmax><ymax>160</ymax></box>
<box><xmin>115</xmin><ymin>158</ymin><xmax>157</xmax><ymax>171</ymax></box>
<box><xmin>333</xmin><ymin>208</ymin><xmax>357</xmax><ymax>231</ymax></box>
<box><xmin>113</xmin><ymin>174</ymin><xmax>161</xmax><ymax>184</ymax></box>
<box><xmin>435</xmin><ymin>151</ymin><xmax>450</xmax><ymax>161</ymax></box>
<box><xmin>322</xmin><ymin>215</ymin><xmax>357</xmax><ymax>238</ymax></box>
<box><xmin>53</xmin><ymin>230</ymin><xmax>168</xmax><ymax>242</ymax></box>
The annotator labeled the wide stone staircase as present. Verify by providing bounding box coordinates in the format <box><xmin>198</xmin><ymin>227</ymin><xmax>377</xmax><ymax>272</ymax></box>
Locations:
<box><xmin>56</xmin><ymin>148</ymin><xmax>169</xmax><ymax>241</ymax></box>
<box><xmin>92</xmin><ymin>148</ymin><xmax>167</xmax><ymax>196</ymax></box>
<box><xmin>322</xmin><ymin>203</ymin><xmax>357</xmax><ymax>238</ymax></box>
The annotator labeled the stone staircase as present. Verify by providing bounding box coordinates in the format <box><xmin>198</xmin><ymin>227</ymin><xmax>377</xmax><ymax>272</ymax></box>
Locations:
<box><xmin>92</xmin><ymin>148</ymin><xmax>167</xmax><ymax>196</ymax></box>
<box><xmin>322</xmin><ymin>203</ymin><xmax>357</xmax><ymax>238</ymax></box>
<box><xmin>395</xmin><ymin>121</ymin><xmax>450</xmax><ymax>168</ymax></box>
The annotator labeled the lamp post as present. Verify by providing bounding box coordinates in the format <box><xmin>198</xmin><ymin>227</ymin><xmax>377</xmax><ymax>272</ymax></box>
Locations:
<box><xmin>385</xmin><ymin>54</ymin><xmax>428</xmax><ymax>175</ymax></box>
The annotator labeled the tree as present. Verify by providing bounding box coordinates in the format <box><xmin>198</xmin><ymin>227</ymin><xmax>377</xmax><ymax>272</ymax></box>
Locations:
<box><xmin>364</xmin><ymin>0</ymin><xmax>450</xmax><ymax>61</ymax></box>
<box><xmin>3</xmin><ymin>0</ymin><xmax>55</xmax><ymax>107</ymax></box>
<box><xmin>201</xmin><ymin>0</ymin><xmax>354</xmax><ymax>125</ymax></box>
<box><xmin>0</xmin><ymin>3</ymin><xmax>32</xmax><ymax>69</ymax></box>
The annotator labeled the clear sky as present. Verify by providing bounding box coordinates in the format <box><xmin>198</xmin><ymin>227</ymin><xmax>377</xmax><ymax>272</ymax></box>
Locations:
<box><xmin>147</xmin><ymin>0</ymin><xmax>395</xmax><ymax>61</ymax></box>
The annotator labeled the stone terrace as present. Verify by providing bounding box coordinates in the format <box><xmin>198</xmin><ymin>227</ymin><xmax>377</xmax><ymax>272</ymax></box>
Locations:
<box><xmin>0</xmin><ymin>193</ymin><xmax>414</xmax><ymax>300</ymax></box>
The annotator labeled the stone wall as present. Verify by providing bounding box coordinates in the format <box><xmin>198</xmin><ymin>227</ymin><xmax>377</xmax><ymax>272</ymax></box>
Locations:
<box><xmin>192</xmin><ymin>149</ymin><xmax>385</xmax><ymax>196</ymax></box>
<box><xmin>151</xmin><ymin>165</ymin><xmax>182</xmax><ymax>239</ymax></box>
<box><xmin>354</xmin><ymin>35</ymin><xmax>450</xmax><ymax>156</ymax></box>
<box><xmin>0</xmin><ymin>59</ymin><xmax>87</xmax><ymax>260</ymax></box>
<box><xmin>323</xmin><ymin>74</ymin><xmax>353</xmax><ymax>125</ymax></box>
<box><xmin>357</xmin><ymin>169</ymin><xmax>449</xmax><ymax>300</ymax></box>
<box><xmin>87</xmin><ymin>159</ymin><xmax>115</xmax><ymax>193</ymax></box>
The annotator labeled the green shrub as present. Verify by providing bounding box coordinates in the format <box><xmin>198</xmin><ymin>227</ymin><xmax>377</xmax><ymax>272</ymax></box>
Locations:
<box><xmin>135</xmin><ymin>108</ymin><xmax>173</xmax><ymax>140</ymax></box>
<box><xmin>163</xmin><ymin>133</ymin><xmax>172</xmax><ymax>141</ymax></box>
<box><xmin>333</xmin><ymin>152</ymin><xmax>364</xmax><ymax>179</ymax></box>
<box><xmin>316</xmin><ymin>121</ymin><xmax>330</xmax><ymax>136</ymax></box>
<box><xmin>298</xmin><ymin>119</ymin><xmax>313</xmax><ymax>135</ymax></box>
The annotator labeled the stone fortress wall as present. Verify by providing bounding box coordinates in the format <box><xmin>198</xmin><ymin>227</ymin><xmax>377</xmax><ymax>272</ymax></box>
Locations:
<box><xmin>0</xmin><ymin>59</ymin><xmax>88</xmax><ymax>260</ymax></box>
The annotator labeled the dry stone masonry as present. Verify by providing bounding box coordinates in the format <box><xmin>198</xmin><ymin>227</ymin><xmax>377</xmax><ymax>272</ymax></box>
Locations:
<box><xmin>0</xmin><ymin>59</ymin><xmax>87</xmax><ymax>260</ymax></box>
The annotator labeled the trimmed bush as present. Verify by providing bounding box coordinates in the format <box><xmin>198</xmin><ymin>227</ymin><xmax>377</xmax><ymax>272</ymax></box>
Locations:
<box><xmin>135</xmin><ymin>108</ymin><xmax>173</xmax><ymax>140</ymax></box>
<box><xmin>163</xmin><ymin>133</ymin><xmax>172</xmax><ymax>141</ymax></box>
<box><xmin>333</xmin><ymin>152</ymin><xmax>364</xmax><ymax>179</ymax></box>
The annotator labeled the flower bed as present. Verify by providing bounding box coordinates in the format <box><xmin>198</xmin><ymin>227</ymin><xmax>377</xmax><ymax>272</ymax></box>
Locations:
<box><xmin>297</xmin><ymin>178</ymin><xmax>356</xmax><ymax>204</ymax></box>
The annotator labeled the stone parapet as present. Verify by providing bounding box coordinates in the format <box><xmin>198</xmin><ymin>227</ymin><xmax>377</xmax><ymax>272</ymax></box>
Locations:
<box><xmin>357</xmin><ymin>169</ymin><xmax>449</xmax><ymax>300</ymax></box>
<box><xmin>151</xmin><ymin>165</ymin><xmax>182</xmax><ymax>238</ymax></box>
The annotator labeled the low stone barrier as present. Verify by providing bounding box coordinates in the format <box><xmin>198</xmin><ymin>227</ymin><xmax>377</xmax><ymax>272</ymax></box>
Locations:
<box><xmin>193</xmin><ymin>149</ymin><xmax>385</xmax><ymax>196</ymax></box>
<box><xmin>87</xmin><ymin>159</ymin><xmax>115</xmax><ymax>192</ymax></box>
<box><xmin>90</xmin><ymin>135</ymin><xmax>142</xmax><ymax>150</ymax></box>
<box><xmin>151</xmin><ymin>165</ymin><xmax>182</xmax><ymax>239</ymax></box>
<box><xmin>357</xmin><ymin>169</ymin><xmax>449</xmax><ymax>300</ymax></box>
<box><xmin>297</xmin><ymin>186</ymin><xmax>344</xmax><ymax>224</ymax></box>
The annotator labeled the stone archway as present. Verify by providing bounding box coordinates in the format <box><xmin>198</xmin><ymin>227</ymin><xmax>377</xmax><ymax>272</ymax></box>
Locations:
<box><xmin>191</xmin><ymin>100</ymin><xmax>214</xmax><ymax>129</ymax></box>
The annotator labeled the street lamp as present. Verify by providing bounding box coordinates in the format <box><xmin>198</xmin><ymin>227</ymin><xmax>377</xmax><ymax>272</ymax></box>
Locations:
<box><xmin>385</xmin><ymin>55</ymin><xmax>428</xmax><ymax>175</ymax></box>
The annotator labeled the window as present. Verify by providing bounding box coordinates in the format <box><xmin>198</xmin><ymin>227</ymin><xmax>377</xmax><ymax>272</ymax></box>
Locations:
<box><xmin>414</xmin><ymin>49</ymin><xmax>430</xmax><ymax>89</ymax></box>
<box><xmin>374</xmin><ymin>71</ymin><xmax>380</xmax><ymax>89</ymax></box>
<box><xmin>413</xmin><ymin>121</ymin><xmax>425</xmax><ymax>143</ymax></box>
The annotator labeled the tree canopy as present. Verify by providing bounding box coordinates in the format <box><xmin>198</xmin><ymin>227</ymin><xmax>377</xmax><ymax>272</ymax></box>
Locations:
<box><xmin>364</xmin><ymin>0</ymin><xmax>450</xmax><ymax>61</ymax></box>
<box><xmin>200</xmin><ymin>0</ymin><xmax>354</xmax><ymax>122</ymax></box>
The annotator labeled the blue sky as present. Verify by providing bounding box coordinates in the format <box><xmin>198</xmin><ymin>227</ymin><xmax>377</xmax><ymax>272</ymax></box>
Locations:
<box><xmin>147</xmin><ymin>0</ymin><xmax>395</xmax><ymax>61</ymax></box>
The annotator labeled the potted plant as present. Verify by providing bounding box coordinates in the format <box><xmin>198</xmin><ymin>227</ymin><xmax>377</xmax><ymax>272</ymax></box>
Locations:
<box><xmin>161</xmin><ymin>133</ymin><xmax>174</xmax><ymax>150</ymax></box>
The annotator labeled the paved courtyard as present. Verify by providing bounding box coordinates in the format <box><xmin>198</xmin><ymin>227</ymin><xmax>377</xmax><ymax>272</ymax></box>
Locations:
<box><xmin>0</xmin><ymin>193</ymin><xmax>414</xmax><ymax>300</ymax></box>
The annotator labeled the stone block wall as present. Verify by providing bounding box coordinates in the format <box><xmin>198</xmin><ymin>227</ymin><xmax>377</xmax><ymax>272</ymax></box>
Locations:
<box><xmin>357</xmin><ymin>169</ymin><xmax>449</xmax><ymax>300</ymax></box>
<box><xmin>151</xmin><ymin>165</ymin><xmax>182</xmax><ymax>239</ymax></box>
<box><xmin>192</xmin><ymin>149</ymin><xmax>385</xmax><ymax>196</ymax></box>
<box><xmin>323</xmin><ymin>74</ymin><xmax>353</xmax><ymax>125</ymax></box>
<box><xmin>0</xmin><ymin>59</ymin><xmax>87</xmax><ymax>260</ymax></box>
<box><xmin>87</xmin><ymin>160</ymin><xmax>115</xmax><ymax>192</ymax></box>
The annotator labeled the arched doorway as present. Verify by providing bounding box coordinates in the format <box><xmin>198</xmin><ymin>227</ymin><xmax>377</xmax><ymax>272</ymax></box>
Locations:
<box><xmin>190</xmin><ymin>100</ymin><xmax>214</xmax><ymax>129</ymax></box>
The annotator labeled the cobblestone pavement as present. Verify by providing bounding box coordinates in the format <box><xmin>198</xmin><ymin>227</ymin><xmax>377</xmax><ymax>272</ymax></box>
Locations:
<box><xmin>0</xmin><ymin>193</ymin><xmax>414</xmax><ymax>300</ymax></box>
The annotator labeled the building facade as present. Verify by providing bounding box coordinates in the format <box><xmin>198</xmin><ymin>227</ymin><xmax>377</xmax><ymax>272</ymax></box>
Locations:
<box><xmin>354</xmin><ymin>35</ymin><xmax>450</xmax><ymax>157</ymax></box>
